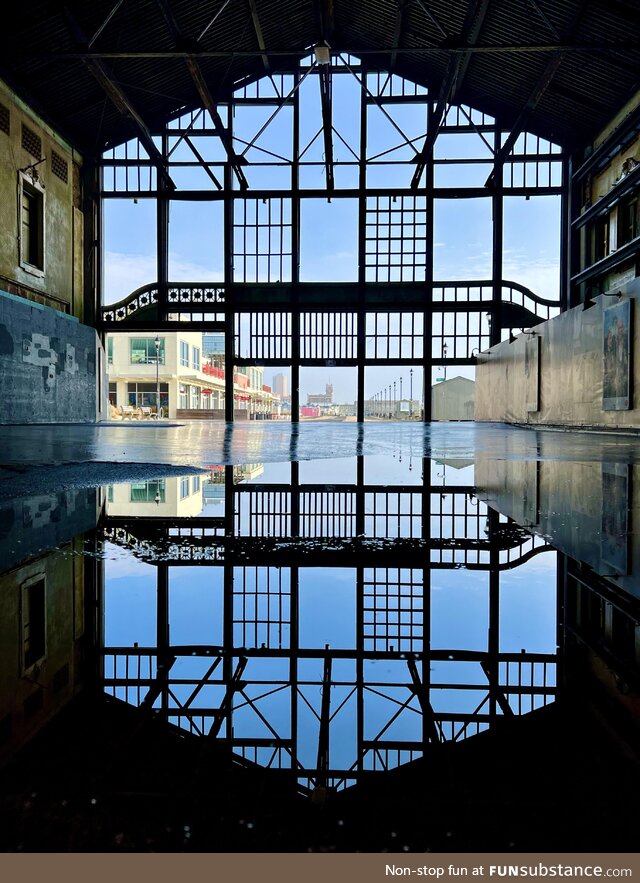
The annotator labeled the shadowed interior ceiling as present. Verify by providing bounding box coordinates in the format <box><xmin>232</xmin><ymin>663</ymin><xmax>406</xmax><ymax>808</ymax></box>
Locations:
<box><xmin>2</xmin><ymin>0</ymin><xmax>639</xmax><ymax>155</ymax></box>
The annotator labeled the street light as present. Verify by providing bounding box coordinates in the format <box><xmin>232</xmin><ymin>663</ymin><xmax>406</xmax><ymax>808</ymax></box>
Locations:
<box><xmin>410</xmin><ymin>368</ymin><xmax>413</xmax><ymax>418</ymax></box>
<box><xmin>154</xmin><ymin>335</ymin><xmax>161</xmax><ymax>419</ymax></box>
<box><xmin>393</xmin><ymin>380</ymin><xmax>396</xmax><ymax>418</ymax></box>
<box><xmin>442</xmin><ymin>341</ymin><xmax>448</xmax><ymax>382</ymax></box>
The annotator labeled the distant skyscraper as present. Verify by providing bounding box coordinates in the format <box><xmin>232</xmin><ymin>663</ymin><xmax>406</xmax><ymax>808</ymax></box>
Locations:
<box><xmin>202</xmin><ymin>333</ymin><xmax>225</xmax><ymax>356</ymax></box>
<box><xmin>273</xmin><ymin>372</ymin><xmax>289</xmax><ymax>399</ymax></box>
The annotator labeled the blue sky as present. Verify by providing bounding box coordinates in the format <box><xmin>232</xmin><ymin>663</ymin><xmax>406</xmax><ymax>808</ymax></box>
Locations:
<box><xmin>103</xmin><ymin>62</ymin><xmax>561</xmax><ymax>403</ymax></box>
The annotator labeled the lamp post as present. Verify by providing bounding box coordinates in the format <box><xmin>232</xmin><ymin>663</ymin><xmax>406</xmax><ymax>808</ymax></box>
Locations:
<box><xmin>393</xmin><ymin>380</ymin><xmax>396</xmax><ymax>418</ymax></box>
<box><xmin>388</xmin><ymin>384</ymin><xmax>392</xmax><ymax>418</ymax></box>
<box><xmin>154</xmin><ymin>335</ymin><xmax>161</xmax><ymax>418</ymax></box>
<box><xmin>410</xmin><ymin>368</ymin><xmax>413</xmax><ymax>418</ymax></box>
<box><xmin>442</xmin><ymin>341</ymin><xmax>448</xmax><ymax>382</ymax></box>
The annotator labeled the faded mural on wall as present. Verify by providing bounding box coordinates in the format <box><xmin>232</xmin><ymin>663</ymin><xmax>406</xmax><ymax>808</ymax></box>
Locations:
<box><xmin>603</xmin><ymin>299</ymin><xmax>632</xmax><ymax>410</ymax></box>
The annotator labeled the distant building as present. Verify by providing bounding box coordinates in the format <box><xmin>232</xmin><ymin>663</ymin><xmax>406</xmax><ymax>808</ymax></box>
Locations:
<box><xmin>107</xmin><ymin>331</ymin><xmax>282</xmax><ymax>420</ymax></box>
<box><xmin>203</xmin><ymin>332</ymin><xmax>225</xmax><ymax>356</ymax></box>
<box><xmin>273</xmin><ymin>372</ymin><xmax>290</xmax><ymax>400</ymax></box>
<box><xmin>431</xmin><ymin>376</ymin><xmax>475</xmax><ymax>421</ymax></box>
<box><xmin>307</xmin><ymin>383</ymin><xmax>333</xmax><ymax>406</ymax></box>
<box><xmin>203</xmin><ymin>333</ymin><xmax>225</xmax><ymax>370</ymax></box>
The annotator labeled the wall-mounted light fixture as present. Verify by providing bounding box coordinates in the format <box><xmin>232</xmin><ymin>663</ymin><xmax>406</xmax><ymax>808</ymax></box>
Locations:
<box><xmin>19</xmin><ymin>156</ymin><xmax>46</xmax><ymax>183</ymax></box>
<box><xmin>314</xmin><ymin>44</ymin><xmax>331</xmax><ymax>65</ymax></box>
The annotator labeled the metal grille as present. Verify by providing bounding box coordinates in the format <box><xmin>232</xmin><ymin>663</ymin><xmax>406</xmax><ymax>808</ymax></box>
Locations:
<box><xmin>235</xmin><ymin>312</ymin><xmax>292</xmax><ymax>360</ymax></box>
<box><xmin>300</xmin><ymin>312</ymin><xmax>357</xmax><ymax>360</ymax></box>
<box><xmin>365</xmin><ymin>195</ymin><xmax>427</xmax><ymax>282</ymax></box>
<box><xmin>50</xmin><ymin>150</ymin><xmax>68</xmax><ymax>183</ymax></box>
<box><xmin>300</xmin><ymin>490</ymin><xmax>357</xmax><ymax>537</ymax></box>
<box><xmin>363</xmin><ymin>567</ymin><xmax>424</xmax><ymax>652</ymax></box>
<box><xmin>236</xmin><ymin>489</ymin><xmax>292</xmax><ymax>537</ymax></box>
<box><xmin>21</xmin><ymin>124</ymin><xmax>41</xmax><ymax>159</ymax></box>
<box><xmin>233</xmin><ymin>198</ymin><xmax>292</xmax><ymax>282</ymax></box>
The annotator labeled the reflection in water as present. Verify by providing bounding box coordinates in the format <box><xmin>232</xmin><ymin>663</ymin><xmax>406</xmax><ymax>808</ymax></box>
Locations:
<box><xmin>0</xmin><ymin>449</ymin><xmax>638</xmax><ymax>851</ymax></box>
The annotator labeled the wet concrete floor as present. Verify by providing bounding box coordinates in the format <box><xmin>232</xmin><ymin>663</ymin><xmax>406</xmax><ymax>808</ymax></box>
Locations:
<box><xmin>2</xmin><ymin>420</ymin><xmax>640</xmax><ymax>472</ymax></box>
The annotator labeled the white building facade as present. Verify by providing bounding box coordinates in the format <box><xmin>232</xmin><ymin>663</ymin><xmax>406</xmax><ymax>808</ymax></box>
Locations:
<box><xmin>107</xmin><ymin>331</ymin><xmax>282</xmax><ymax>420</ymax></box>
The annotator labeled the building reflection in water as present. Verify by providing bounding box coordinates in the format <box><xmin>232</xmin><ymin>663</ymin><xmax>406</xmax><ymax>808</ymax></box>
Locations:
<box><xmin>0</xmin><ymin>453</ymin><xmax>637</xmax><ymax>850</ymax></box>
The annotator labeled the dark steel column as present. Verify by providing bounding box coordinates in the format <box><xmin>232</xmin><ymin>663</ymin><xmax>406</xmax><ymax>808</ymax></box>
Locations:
<box><xmin>357</xmin><ymin>62</ymin><xmax>368</xmax><ymax>424</ymax></box>
<box><xmin>224</xmin><ymin>160</ymin><xmax>235</xmax><ymax>423</ymax></box>
<box><xmin>423</xmin><ymin>102</ymin><xmax>436</xmax><ymax>422</ymax></box>
<box><xmin>156</xmin><ymin>130</ymin><xmax>169</xmax><ymax>323</ymax></box>
<box><xmin>490</xmin><ymin>164</ymin><xmax>504</xmax><ymax>348</ymax></box>
<box><xmin>291</xmin><ymin>64</ymin><xmax>301</xmax><ymax>424</ymax></box>
<box><xmin>156</xmin><ymin>563</ymin><xmax>170</xmax><ymax>714</ymax></box>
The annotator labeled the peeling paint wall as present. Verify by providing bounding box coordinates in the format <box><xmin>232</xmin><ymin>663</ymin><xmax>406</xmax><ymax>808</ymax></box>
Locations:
<box><xmin>0</xmin><ymin>289</ymin><xmax>103</xmax><ymax>423</ymax></box>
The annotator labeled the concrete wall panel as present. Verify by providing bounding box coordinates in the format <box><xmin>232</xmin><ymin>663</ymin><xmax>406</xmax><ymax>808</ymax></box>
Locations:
<box><xmin>476</xmin><ymin>280</ymin><xmax>640</xmax><ymax>430</ymax></box>
<box><xmin>0</xmin><ymin>290</ymin><xmax>100</xmax><ymax>423</ymax></box>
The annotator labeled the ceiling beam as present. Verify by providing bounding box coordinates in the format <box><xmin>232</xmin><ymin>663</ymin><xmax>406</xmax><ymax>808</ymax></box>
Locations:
<box><xmin>248</xmin><ymin>0</ymin><xmax>270</xmax><ymax>73</ymax></box>
<box><xmin>485</xmin><ymin>0</ymin><xmax>590</xmax><ymax>188</ymax></box>
<box><xmin>318</xmin><ymin>62</ymin><xmax>335</xmax><ymax>196</ymax></box>
<box><xmin>390</xmin><ymin>0</ymin><xmax>410</xmax><ymax>70</ymax></box>
<box><xmin>62</xmin><ymin>5</ymin><xmax>176</xmax><ymax>190</ymax></box>
<box><xmin>316</xmin><ymin>0</ymin><xmax>336</xmax><ymax>44</ymax></box>
<box><xmin>88</xmin><ymin>0</ymin><xmax>127</xmax><ymax>48</ymax></box>
<box><xmin>38</xmin><ymin>42</ymin><xmax>640</xmax><ymax>59</ymax></box>
<box><xmin>155</xmin><ymin>0</ymin><xmax>249</xmax><ymax>189</ymax></box>
<box><xmin>411</xmin><ymin>0</ymin><xmax>492</xmax><ymax>189</ymax></box>
<box><xmin>484</xmin><ymin>51</ymin><xmax>564</xmax><ymax>187</ymax></box>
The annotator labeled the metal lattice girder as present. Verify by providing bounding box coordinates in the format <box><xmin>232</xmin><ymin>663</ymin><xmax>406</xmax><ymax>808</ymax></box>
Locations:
<box><xmin>411</xmin><ymin>0</ymin><xmax>492</xmax><ymax>189</ymax></box>
<box><xmin>155</xmin><ymin>0</ymin><xmax>249</xmax><ymax>190</ymax></box>
<box><xmin>62</xmin><ymin>6</ymin><xmax>176</xmax><ymax>192</ymax></box>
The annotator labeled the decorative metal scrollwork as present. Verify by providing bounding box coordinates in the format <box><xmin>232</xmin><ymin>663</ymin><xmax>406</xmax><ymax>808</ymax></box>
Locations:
<box><xmin>101</xmin><ymin>283</ymin><xmax>225</xmax><ymax>324</ymax></box>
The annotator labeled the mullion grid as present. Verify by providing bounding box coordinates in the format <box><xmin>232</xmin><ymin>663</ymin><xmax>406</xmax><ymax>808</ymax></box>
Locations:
<box><xmin>365</xmin><ymin>311</ymin><xmax>424</xmax><ymax>360</ymax></box>
<box><xmin>432</xmin><ymin>311</ymin><xmax>490</xmax><ymax>359</ymax></box>
<box><xmin>362</xmin><ymin>567</ymin><xmax>424</xmax><ymax>653</ymax></box>
<box><xmin>232</xmin><ymin>565</ymin><xmax>290</xmax><ymax>649</ymax></box>
<box><xmin>233</xmin><ymin>198</ymin><xmax>292</xmax><ymax>282</ymax></box>
<box><xmin>430</xmin><ymin>492</ymin><xmax>490</xmax><ymax>566</ymax></box>
<box><xmin>364</xmin><ymin>491</ymin><xmax>422</xmax><ymax>538</ymax></box>
<box><xmin>503</xmin><ymin>132</ymin><xmax>562</xmax><ymax>189</ymax></box>
<box><xmin>102</xmin><ymin>137</ymin><xmax>156</xmax><ymax>193</ymax></box>
<box><xmin>365</xmin><ymin>195</ymin><xmax>427</xmax><ymax>283</ymax></box>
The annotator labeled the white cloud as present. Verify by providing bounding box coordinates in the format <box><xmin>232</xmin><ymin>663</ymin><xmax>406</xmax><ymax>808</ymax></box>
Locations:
<box><xmin>104</xmin><ymin>251</ymin><xmax>224</xmax><ymax>305</ymax></box>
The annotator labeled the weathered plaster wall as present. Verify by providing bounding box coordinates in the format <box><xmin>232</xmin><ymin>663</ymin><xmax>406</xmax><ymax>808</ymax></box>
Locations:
<box><xmin>0</xmin><ymin>546</ymin><xmax>86</xmax><ymax>766</ymax></box>
<box><xmin>0</xmin><ymin>79</ymin><xmax>83</xmax><ymax>319</ymax></box>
